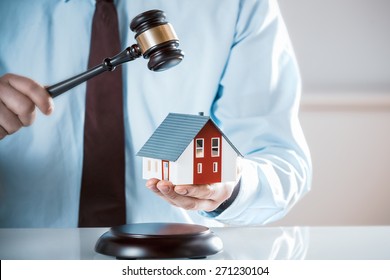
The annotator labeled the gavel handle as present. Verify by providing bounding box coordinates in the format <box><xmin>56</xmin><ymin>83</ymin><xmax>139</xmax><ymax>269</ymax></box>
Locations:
<box><xmin>47</xmin><ymin>45</ymin><xmax>141</xmax><ymax>98</ymax></box>
<box><xmin>47</xmin><ymin>65</ymin><xmax>105</xmax><ymax>98</ymax></box>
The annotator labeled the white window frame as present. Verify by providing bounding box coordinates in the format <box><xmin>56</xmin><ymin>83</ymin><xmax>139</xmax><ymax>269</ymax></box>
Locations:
<box><xmin>197</xmin><ymin>163</ymin><xmax>202</xmax><ymax>174</ymax></box>
<box><xmin>211</xmin><ymin>137</ymin><xmax>220</xmax><ymax>157</ymax></box>
<box><xmin>213</xmin><ymin>162</ymin><xmax>218</xmax><ymax>173</ymax></box>
<box><xmin>195</xmin><ymin>138</ymin><xmax>204</xmax><ymax>158</ymax></box>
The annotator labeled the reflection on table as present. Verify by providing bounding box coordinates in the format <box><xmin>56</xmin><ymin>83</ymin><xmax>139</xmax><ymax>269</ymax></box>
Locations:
<box><xmin>0</xmin><ymin>226</ymin><xmax>389</xmax><ymax>260</ymax></box>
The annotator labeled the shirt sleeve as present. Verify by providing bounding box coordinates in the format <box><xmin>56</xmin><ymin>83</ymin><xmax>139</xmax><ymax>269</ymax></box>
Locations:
<box><xmin>200</xmin><ymin>0</ymin><xmax>312</xmax><ymax>225</ymax></box>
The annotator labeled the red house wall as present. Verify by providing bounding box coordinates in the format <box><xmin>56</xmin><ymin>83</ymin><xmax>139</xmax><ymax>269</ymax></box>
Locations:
<box><xmin>193</xmin><ymin>121</ymin><xmax>222</xmax><ymax>184</ymax></box>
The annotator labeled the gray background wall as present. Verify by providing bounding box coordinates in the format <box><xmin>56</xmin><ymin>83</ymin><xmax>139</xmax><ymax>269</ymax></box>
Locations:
<box><xmin>278</xmin><ymin>0</ymin><xmax>390</xmax><ymax>93</ymax></box>
<box><xmin>272</xmin><ymin>0</ymin><xmax>390</xmax><ymax>226</ymax></box>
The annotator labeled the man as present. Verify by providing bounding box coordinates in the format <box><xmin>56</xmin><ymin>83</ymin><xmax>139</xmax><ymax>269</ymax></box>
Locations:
<box><xmin>0</xmin><ymin>0</ymin><xmax>311</xmax><ymax>227</ymax></box>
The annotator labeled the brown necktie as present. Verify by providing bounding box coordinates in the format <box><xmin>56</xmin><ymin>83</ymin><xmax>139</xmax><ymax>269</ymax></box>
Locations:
<box><xmin>78</xmin><ymin>0</ymin><xmax>126</xmax><ymax>227</ymax></box>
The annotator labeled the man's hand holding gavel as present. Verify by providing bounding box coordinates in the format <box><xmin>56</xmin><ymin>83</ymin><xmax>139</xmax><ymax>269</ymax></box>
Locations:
<box><xmin>0</xmin><ymin>73</ymin><xmax>53</xmax><ymax>140</ymax></box>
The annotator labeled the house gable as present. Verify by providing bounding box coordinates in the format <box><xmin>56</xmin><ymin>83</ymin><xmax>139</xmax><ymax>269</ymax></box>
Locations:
<box><xmin>193</xmin><ymin>120</ymin><xmax>223</xmax><ymax>184</ymax></box>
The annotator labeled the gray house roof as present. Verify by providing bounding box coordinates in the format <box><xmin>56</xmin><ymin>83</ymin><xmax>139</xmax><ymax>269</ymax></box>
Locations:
<box><xmin>137</xmin><ymin>113</ymin><xmax>241</xmax><ymax>161</ymax></box>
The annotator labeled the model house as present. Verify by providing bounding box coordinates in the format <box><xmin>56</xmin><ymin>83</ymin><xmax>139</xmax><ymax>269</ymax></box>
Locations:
<box><xmin>137</xmin><ymin>112</ymin><xmax>242</xmax><ymax>185</ymax></box>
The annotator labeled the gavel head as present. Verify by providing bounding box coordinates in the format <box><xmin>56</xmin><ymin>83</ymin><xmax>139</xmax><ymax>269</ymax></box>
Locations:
<box><xmin>130</xmin><ymin>10</ymin><xmax>184</xmax><ymax>72</ymax></box>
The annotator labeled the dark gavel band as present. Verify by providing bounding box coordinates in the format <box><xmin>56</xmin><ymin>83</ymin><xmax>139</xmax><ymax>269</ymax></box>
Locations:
<box><xmin>46</xmin><ymin>9</ymin><xmax>184</xmax><ymax>98</ymax></box>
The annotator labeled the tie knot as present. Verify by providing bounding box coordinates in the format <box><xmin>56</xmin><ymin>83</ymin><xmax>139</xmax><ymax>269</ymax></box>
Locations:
<box><xmin>95</xmin><ymin>0</ymin><xmax>116</xmax><ymax>24</ymax></box>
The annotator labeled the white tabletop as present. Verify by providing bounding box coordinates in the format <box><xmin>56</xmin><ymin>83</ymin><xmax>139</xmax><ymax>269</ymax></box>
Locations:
<box><xmin>0</xmin><ymin>226</ymin><xmax>389</xmax><ymax>260</ymax></box>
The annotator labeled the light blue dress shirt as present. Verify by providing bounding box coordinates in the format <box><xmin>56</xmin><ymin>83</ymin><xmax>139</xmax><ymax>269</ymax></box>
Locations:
<box><xmin>0</xmin><ymin>0</ymin><xmax>312</xmax><ymax>227</ymax></box>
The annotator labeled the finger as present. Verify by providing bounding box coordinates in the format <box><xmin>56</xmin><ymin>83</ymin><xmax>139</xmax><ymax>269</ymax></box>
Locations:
<box><xmin>147</xmin><ymin>180</ymin><xmax>224</xmax><ymax>211</ymax></box>
<box><xmin>145</xmin><ymin>180</ymin><xmax>180</xmax><ymax>207</ymax></box>
<box><xmin>0</xmin><ymin>125</ymin><xmax>8</xmax><ymax>139</ymax></box>
<box><xmin>147</xmin><ymin>184</ymin><xmax>164</xmax><ymax>195</ymax></box>
<box><xmin>156</xmin><ymin>180</ymin><xmax>177</xmax><ymax>199</ymax></box>
<box><xmin>145</xmin><ymin>178</ymin><xmax>164</xmax><ymax>194</ymax></box>
<box><xmin>0</xmin><ymin>101</ymin><xmax>24</xmax><ymax>135</ymax></box>
<box><xmin>155</xmin><ymin>181</ymin><xmax>218</xmax><ymax>211</ymax></box>
<box><xmin>176</xmin><ymin>182</ymin><xmax>235</xmax><ymax>203</ymax></box>
<box><xmin>145</xmin><ymin>178</ymin><xmax>160</xmax><ymax>188</ymax></box>
<box><xmin>5</xmin><ymin>74</ymin><xmax>54</xmax><ymax>115</ymax></box>
<box><xmin>174</xmin><ymin>184</ymin><xmax>216</xmax><ymax>200</ymax></box>
<box><xmin>167</xmin><ymin>195</ymin><xmax>220</xmax><ymax>212</ymax></box>
<box><xmin>0</xmin><ymin>82</ymin><xmax>36</xmax><ymax>126</ymax></box>
<box><xmin>155</xmin><ymin>180</ymin><xmax>192</xmax><ymax>207</ymax></box>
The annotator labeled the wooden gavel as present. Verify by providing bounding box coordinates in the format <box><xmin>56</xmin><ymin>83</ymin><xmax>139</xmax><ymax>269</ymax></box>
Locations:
<box><xmin>47</xmin><ymin>9</ymin><xmax>184</xmax><ymax>98</ymax></box>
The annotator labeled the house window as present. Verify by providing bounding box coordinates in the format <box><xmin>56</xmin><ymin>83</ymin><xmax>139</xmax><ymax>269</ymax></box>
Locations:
<box><xmin>211</xmin><ymin>137</ymin><xmax>220</xmax><ymax>157</ymax></box>
<box><xmin>155</xmin><ymin>161</ymin><xmax>158</xmax><ymax>172</ymax></box>
<box><xmin>147</xmin><ymin>160</ymin><xmax>151</xmax><ymax>172</ymax></box>
<box><xmin>197</xmin><ymin>163</ymin><xmax>202</xmax><ymax>174</ymax></box>
<box><xmin>213</xmin><ymin>162</ymin><xmax>218</xmax><ymax>173</ymax></box>
<box><xmin>196</xmin><ymin>138</ymin><xmax>204</xmax><ymax>158</ymax></box>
